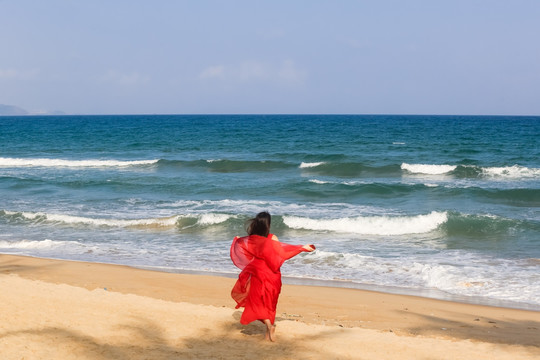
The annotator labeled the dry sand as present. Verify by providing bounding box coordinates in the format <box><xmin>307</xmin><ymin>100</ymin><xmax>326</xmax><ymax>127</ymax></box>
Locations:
<box><xmin>1</xmin><ymin>254</ymin><xmax>538</xmax><ymax>359</ymax></box>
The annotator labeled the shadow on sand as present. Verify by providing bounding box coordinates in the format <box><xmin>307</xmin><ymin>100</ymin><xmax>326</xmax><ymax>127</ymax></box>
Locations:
<box><xmin>0</xmin><ymin>312</ymin><xmax>351</xmax><ymax>360</ymax></box>
<box><xmin>396</xmin><ymin>309</ymin><xmax>540</xmax><ymax>347</ymax></box>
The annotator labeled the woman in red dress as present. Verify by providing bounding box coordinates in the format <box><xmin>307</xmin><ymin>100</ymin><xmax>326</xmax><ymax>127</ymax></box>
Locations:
<box><xmin>230</xmin><ymin>211</ymin><xmax>315</xmax><ymax>341</ymax></box>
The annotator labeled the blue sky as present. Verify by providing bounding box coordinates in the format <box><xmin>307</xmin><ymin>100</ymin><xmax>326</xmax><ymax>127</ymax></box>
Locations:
<box><xmin>1</xmin><ymin>0</ymin><xmax>539</xmax><ymax>115</ymax></box>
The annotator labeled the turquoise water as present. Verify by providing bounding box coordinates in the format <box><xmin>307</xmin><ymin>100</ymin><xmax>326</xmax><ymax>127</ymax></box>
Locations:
<box><xmin>0</xmin><ymin>115</ymin><xmax>539</xmax><ymax>308</ymax></box>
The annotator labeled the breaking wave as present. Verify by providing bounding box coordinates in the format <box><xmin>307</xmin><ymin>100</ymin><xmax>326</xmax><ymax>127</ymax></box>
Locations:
<box><xmin>402</xmin><ymin>163</ymin><xmax>539</xmax><ymax>179</ymax></box>
<box><xmin>0</xmin><ymin>210</ymin><xmax>232</xmax><ymax>230</ymax></box>
<box><xmin>0</xmin><ymin>239</ymin><xmax>67</xmax><ymax>249</ymax></box>
<box><xmin>2</xmin><ymin>208</ymin><xmax>536</xmax><ymax>239</ymax></box>
<box><xmin>401</xmin><ymin>163</ymin><xmax>457</xmax><ymax>175</ymax></box>
<box><xmin>283</xmin><ymin>211</ymin><xmax>448</xmax><ymax>235</ymax></box>
<box><xmin>299</xmin><ymin>162</ymin><xmax>326</xmax><ymax>168</ymax></box>
<box><xmin>0</xmin><ymin>157</ymin><xmax>158</xmax><ymax>168</ymax></box>
<box><xmin>480</xmin><ymin>165</ymin><xmax>540</xmax><ymax>179</ymax></box>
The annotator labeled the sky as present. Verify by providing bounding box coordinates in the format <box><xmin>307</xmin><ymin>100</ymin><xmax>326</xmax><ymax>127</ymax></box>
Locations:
<box><xmin>1</xmin><ymin>0</ymin><xmax>540</xmax><ymax>115</ymax></box>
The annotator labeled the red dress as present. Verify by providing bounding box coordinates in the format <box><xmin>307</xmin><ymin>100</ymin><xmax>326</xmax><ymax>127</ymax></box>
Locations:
<box><xmin>230</xmin><ymin>233</ymin><xmax>308</xmax><ymax>325</ymax></box>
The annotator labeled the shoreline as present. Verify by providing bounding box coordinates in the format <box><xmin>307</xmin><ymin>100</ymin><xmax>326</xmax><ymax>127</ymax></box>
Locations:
<box><xmin>7</xmin><ymin>252</ymin><xmax>538</xmax><ymax>312</ymax></box>
<box><xmin>139</xmin><ymin>265</ymin><xmax>540</xmax><ymax>312</ymax></box>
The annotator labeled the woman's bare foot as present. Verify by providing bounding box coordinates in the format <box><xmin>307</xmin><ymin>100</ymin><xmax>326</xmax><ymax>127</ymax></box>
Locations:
<box><xmin>263</xmin><ymin>320</ymin><xmax>276</xmax><ymax>342</ymax></box>
<box><xmin>266</xmin><ymin>324</ymin><xmax>276</xmax><ymax>342</ymax></box>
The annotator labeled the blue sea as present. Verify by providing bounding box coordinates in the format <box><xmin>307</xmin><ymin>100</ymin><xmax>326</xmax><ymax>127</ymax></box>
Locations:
<box><xmin>0</xmin><ymin>115</ymin><xmax>539</xmax><ymax>309</ymax></box>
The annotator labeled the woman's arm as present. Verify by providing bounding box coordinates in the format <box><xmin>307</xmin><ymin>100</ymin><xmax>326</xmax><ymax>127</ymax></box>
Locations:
<box><xmin>273</xmin><ymin>235</ymin><xmax>314</xmax><ymax>252</ymax></box>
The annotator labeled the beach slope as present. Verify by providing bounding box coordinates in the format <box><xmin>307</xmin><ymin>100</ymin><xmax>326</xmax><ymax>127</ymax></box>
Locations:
<box><xmin>1</xmin><ymin>255</ymin><xmax>538</xmax><ymax>359</ymax></box>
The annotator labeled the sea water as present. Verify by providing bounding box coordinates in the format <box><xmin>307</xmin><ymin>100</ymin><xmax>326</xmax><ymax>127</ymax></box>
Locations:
<box><xmin>0</xmin><ymin>115</ymin><xmax>538</xmax><ymax>309</ymax></box>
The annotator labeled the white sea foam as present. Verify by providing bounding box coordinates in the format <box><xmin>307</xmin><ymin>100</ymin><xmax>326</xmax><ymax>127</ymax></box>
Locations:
<box><xmin>342</xmin><ymin>181</ymin><xmax>367</xmax><ymax>186</ymax></box>
<box><xmin>405</xmin><ymin>260</ymin><xmax>540</xmax><ymax>306</ymax></box>
<box><xmin>410</xmin><ymin>262</ymin><xmax>462</xmax><ymax>289</ymax></box>
<box><xmin>481</xmin><ymin>165</ymin><xmax>540</xmax><ymax>179</ymax></box>
<box><xmin>3</xmin><ymin>210</ymin><xmax>232</xmax><ymax>228</ymax></box>
<box><xmin>283</xmin><ymin>211</ymin><xmax>448</xmax><ymax>235</ymax></box>
<box><xmin>0</xmin><ymin>157</ymin><xmax>159</xmax><ymax>168</ymax></box>
<box><xmin>402</xmin><ymin>163</ymin><xmax>539</xmax><ymax>179</ymax></box>
<box><xmin>309</xmin><ymin>179</ymin><xmax>330</xmax><ymax>184</ymax></box>
<box><xmin>401</xmin><ymin>163</ymin><xmax>456</xmax><ymax>175</ymax></box>
<box><xmin>288</xmin><ymin>248</ymin><xmax>540</xmax><ymax>306</ymax></box>
<box><xmin>197</xmin><ymin>213</ymin><xmax>233</xmax><ymax>225</ymax></box>
<box><xmin>0</xmin><ymin>239</ymin><xmax>65</xmax><ymax>249</ymax></box>
<box><xmin>5</xmin><ymin>210</ymin><xmax>179</xmax><ymax>227</ymax></box>
<box><xmin>308</xmin><ymin>179</ymin><xmax>367</xmax><ymax>186</ymax></box>
<box><xmin>299</xmin><ymin>162</ymin><xmax>325</xmax><ymax>168</ymax></box>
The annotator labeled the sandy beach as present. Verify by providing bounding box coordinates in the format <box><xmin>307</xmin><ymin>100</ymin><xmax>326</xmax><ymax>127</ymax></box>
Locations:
<box><xmin>0</xmin><ymin>254</ymin><xmax>538</xmax><ymax>359</ymax></box>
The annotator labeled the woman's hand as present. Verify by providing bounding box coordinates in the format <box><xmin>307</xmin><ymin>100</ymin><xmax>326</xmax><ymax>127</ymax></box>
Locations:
<box><xmin>303</xmin><ymin>244</ymin><xmax>316</xmax><ymax>252</ymax></box>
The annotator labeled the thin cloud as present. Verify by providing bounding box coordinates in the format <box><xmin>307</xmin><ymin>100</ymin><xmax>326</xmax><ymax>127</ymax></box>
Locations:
<box><xmin>199</xmin><ymin>60</ymin><xmax>307</xmax><ymax>86</ymax></box>
<box><xmin>199</xmin><ymin>65</ymin><xmax>225</xmax><ymax>79</ymax></box>
<box><xmin>238</xmin><ymin>61</ymin><xmax>270</xmax><ymax>81</ymax></box>
<box><xmin>98</xmin><ymin>70</ymin><xmax>150</xmax><ymax>86</ymax></box>
<box><xmin>278</xmin><ymin>60</ymin><xmax>307</xmax><ymax>84</ymax></box>
<box><xmin>0</xmin><ymin>68</ymin><xmax>39</xmax><ymax>80</ymax></box>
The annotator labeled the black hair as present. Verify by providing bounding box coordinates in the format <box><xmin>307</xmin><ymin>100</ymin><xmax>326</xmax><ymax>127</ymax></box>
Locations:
<box><xmin>246</xmin><ymin>211</ymin><xmax>271</xmax><ymax>237</ymax></box>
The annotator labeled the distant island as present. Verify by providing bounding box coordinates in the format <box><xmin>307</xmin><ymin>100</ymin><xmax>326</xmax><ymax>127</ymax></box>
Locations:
<box><xmin>0</xmin><ymin>104</ymin><xmax>28</xmax><ymax>115</ymax></box>
<box><xmin>0</xmin><ymin>104</ymin><xmax>66</xmax><ymax>116</ymax></box>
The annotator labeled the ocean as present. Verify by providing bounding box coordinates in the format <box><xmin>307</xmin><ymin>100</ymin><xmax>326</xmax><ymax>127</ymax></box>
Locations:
<box><xmin>0</xmin><ymin>115</ymin><xmax>538</xmax><ymax>309</ymax></box>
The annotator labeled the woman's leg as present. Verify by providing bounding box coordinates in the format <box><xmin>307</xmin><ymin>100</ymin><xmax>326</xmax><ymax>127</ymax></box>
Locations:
<box><xmin>263</xmin><ymin>319</ymin><xmax>276</xmax><ymax>341</ymax></box>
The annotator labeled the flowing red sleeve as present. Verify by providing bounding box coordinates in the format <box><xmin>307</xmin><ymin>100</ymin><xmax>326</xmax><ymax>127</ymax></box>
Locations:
<box><xmin>263</xmin><ymin>239</ymin><xmax>307</xmax><ymax>273</ymax></box>
<box><xmin>230</xmin><ymin>234</ymin><xmax>307</xmax><ymax>272</ymax></box>
<box><xmin>230</xmin><ymin>236</ymin><xmax>253</xmax><ymax>270</ymax></box>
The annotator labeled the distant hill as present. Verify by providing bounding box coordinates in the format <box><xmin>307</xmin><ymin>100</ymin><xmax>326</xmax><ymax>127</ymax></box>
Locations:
<box><xmin>0</xmin><ymin>104</ymin><xmax>29</xmax><ymax>115</ymax></box>
<box><xmin>0</xmin><ymin>104</ymin><xmax>66</xmax><ymax>116</ymax></box>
